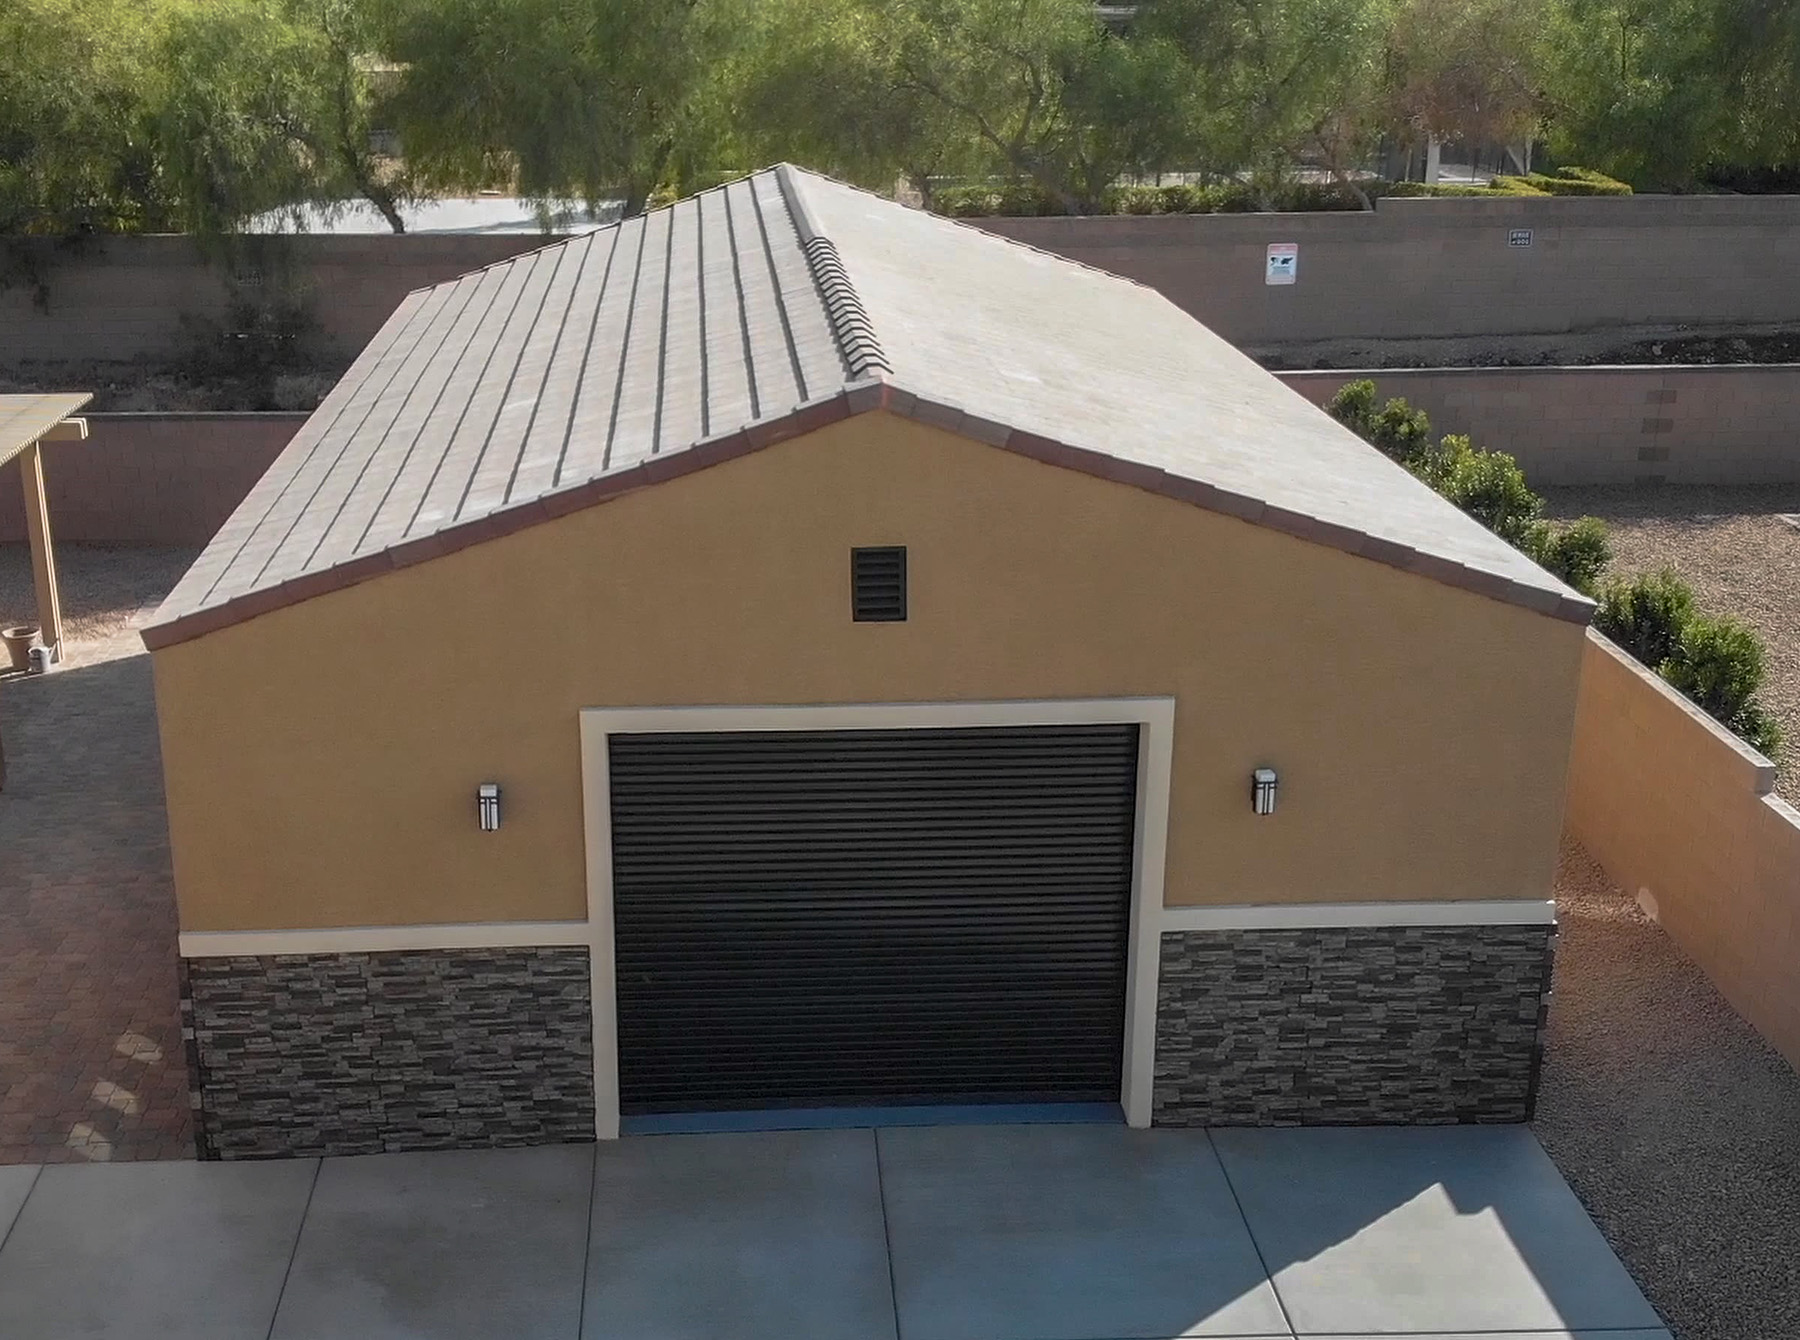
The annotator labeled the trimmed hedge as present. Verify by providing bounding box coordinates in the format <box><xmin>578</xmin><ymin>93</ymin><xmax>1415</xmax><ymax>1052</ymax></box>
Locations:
<box><xmin>1492</xmin><ymin>167</ymin><xmax>1633</xmax><ymax>197</ymax></box>
<box><xmin>930</xmin><ymin>165</ymin><xmax>1629</xmax><ymax>217</ymax></box>
<box><xmin>1382</xmin><ymin>179</ymin><xmax>1545</xmax><ymax>198</ymax></box>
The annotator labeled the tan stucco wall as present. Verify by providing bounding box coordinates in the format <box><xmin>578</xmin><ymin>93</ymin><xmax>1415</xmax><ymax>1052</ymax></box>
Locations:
<box><xmin>152</xmin><ymin>411</ymin><xmax>1585</xmax><ymax>931</ymax></box>
<box><xmin>1566</xmin><ymin>631</ymin><xmax>1800</xmax><ymax>1069</ymax></box>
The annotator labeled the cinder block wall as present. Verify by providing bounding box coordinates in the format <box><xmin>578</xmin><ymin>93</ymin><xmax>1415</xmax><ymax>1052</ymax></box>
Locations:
<box><xmin>0</xmin><ymin>413</ymin><xmax>305</xmax><ymax>546</ymax></box>
<box><xmin>976</xmin><ymin>195</ymin><xmax>1800</xmax><ymax>348</ymax></box>
<box><xmin>7</xmin><ymin>197</ymin><xmax>1800</xmax><ymax>363</ymax></box>
<box><xmin>0</xmin><ymin>234</ymin><xmax>548</xmax><ymax>363</ymax></box>
<box><xmin>1565</xmin><ymin>631</ymin><xmax>1800</xmax><ymax>1071</ymax></box>
<box><xmin>1278</xmin><ymin>365</ymin><xmax>1800</xmax><ymax>485</ymax></box>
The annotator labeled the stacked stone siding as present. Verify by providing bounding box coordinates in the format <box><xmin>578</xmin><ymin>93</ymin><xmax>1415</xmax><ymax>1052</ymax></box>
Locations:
<box><xmin>182</xmin><ymin>947</ymin><xmax>594</xmax><ymax>1159</ymax></box>
<box><xmin>1152</xmin><ymin>924</ymin><xmax>1553</xmax><ymax>1126</ymax></box>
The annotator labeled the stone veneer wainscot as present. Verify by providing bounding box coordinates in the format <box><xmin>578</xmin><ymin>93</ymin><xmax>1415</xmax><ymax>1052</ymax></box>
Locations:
<box><xmin>181</xmin><ymin>947</ymin><xmax>594</xmax><ymax>1159</ymax></box>
<box><xmin>1151</xmin><ymin>924</ymin><xmax>1555</xmax><ymax>1126</ymax></box>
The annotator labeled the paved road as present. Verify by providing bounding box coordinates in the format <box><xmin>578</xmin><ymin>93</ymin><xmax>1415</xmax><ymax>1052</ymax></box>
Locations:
<box><xmin>0</xmin><ymin>1123</ymin><xmax>1667</xmax><ymax>1340</ymax></box>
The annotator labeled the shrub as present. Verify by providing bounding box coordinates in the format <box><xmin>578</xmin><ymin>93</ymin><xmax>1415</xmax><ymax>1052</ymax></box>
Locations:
<box><xmin>1593</xmin><ymin>569</ymin><xmax>1697</xmax><ymax>670</ymax></box>
<box><xmin>1325</xmin><ymin>380</ymin><xmax>1431</xmax><ymax>464</ymax></box>
<box><xmin>1419</xmin><ymin>436</ymin><xmax>1542</xmax><ymax>545</ymax></box>
<box><xmin>1380</xmin><ymin>179</ymin><xmax>1545</xmax><ymax>198</ymax></box>
<box><xmin>1665</xmin><ymin>614</ymin><xmax>1768</xmax><ymax>722</ymax></box>
<box><xmin>1526</xmin><ymin>516</ymin><xmax>1612</xmax><ymax>596</ymax></box>
<box><xmin>1493</xmin><ymin>168</ymin><xmax>1632</xmax><ymax>197</ymax></box>
<box><xmin>932</xmin><ymin>183</ymin><xmax>1071</xmax><ymax>217</ymax></box>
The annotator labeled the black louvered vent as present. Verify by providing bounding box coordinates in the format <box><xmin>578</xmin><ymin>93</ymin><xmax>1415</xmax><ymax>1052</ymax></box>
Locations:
<box><xmin>851</xmin><ymin>546</ymin><xmax>907</xmax><ymax>622</ymax></box>
<box><xmin>609</xmin><ymin>724</ymin><xmax>1140</xmax><ymax>1114</ymax></box>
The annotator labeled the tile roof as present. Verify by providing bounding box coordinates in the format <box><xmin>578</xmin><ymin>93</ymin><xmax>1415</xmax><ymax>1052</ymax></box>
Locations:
<box><xmin>144</xmin><ymin>167</ymin><xmax>1589</xmax><ymax>649</ymax></box>
<box><xmin>1</xmin><ymin>394</ymin><xmax>91</xmax><ymax>468</ymax></box>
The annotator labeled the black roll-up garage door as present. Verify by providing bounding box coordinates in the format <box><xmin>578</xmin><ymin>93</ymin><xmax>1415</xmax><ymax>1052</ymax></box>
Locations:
<box><xmin>609</xmin><ymin>723</ymin><xmax>1140</xmax><ymax>1114</ymax></box>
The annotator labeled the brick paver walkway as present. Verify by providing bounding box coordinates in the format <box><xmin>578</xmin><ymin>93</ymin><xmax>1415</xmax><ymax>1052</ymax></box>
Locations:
<box><xmin>0</xmin><ymin>634</ymin><xmax>192</xmax><ymax>1162</ymax></box>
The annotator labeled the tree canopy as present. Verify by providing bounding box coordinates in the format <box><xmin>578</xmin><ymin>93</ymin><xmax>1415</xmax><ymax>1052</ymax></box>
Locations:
<box><xmin>2</xmin><ymin>0</ymin><xmax>1797</xmax><ymax>235</ymax></box>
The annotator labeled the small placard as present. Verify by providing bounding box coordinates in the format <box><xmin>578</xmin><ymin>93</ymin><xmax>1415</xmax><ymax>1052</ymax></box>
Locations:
<box><xmin>1508</xmin><ymin>229</ymin><xmax>1533</xmax><ymax>248</ymax></box>
<box><xmin>1265</xmin><ymin>242</ymin><xmax>1298</xmax><ymax>285</ymax></box>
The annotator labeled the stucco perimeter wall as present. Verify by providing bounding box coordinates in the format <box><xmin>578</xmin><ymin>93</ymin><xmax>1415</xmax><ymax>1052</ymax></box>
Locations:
<box><xmin>973</xmin><ymin>195</ymin><xmax>1800</xmax><ymax>348</ymax></box>
<box><xmin>1280</xmin><ymin>366</ymin><xmax>1800</xmax><ymax>486</ymax></box>
<box><xmin>0</xmin><ymin>234</ymin><xmax>548</xmax><ymax>363</ymax></box>
<box><xmin>0</xmin><ymin>413</ymin><xmax>305</xmax><ymax>545</ymax></box>
<box><xmin>1566</xmin><ymin>631</ymin><xmax>1800</xmax><ymax>1070</ymax></box>
<box><xmin>151</xmin><ymin>411</ymin><xmax>1586</xmax><ymax>932</ymax></box>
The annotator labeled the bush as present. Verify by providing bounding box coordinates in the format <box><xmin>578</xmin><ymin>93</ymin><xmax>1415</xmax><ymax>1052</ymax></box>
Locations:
<box><xmin>1419</xmin><ymin>436</ymin><xmax>1542</xmax><ymax>545</ymax></box>
<box><xmin>1593</xmin><ymin>569</ymin><xmax>1697</xmax><ymax>670</ymax></box>
<box><xmin>1325</xmin><ymin>380</ymin><xmax>1430</xmax><ymax>462</ymax></box>
<box><xmin>1664</xmin><ymin>614</ymin><xmax>1785</xmax><ymax>755</ymax></box>
<box><xmin>1526</xmin><ymin>516</ymin><xmax>1612</xmax><ymax>596</ymax></box>
<box><xmin>932</xmin><ymin>183</ymin><xmax>1071</xmax><ymax>217</ymax></box>
<box><xmin>1664</xmin><ymin>614</ymin><xmax>1768</xmax><ymax>724</ymax></box>
<box><xmin>1380</xmin><ymin>179</ymin><xmax>1544</xmax><ymax>198</ymax></box>
<box><xmin>1493</xmin><ymin>168</ymin><xmax>1633</xmax><ymax>197</ymax></box>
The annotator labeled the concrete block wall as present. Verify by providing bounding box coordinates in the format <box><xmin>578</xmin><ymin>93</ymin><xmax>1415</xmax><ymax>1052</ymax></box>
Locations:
<box><xmin>7</xmin><ymin>196</ymin><xmax>1800</xmax><ymax>364</ymax></box>
<box><xmin>0</xmin><ymin>413</ymin><xmax>305</xmax><ymax>546</ymax></box>
<box><xmin>1278</xmin><ymin>365</ymin><xmax>1800</xmax><ymax>486</ymax></box>
<box><xmin>976</xmin><ymin>195</ymin><xmax>1800</xmax><ymax>349</ymax></box>
<box><xmin>0</xmin><ymin>234</ymin><xmax>548</xmax><ymax>363</ymax></box>
<box><xmin>1565</xmin><ymin>631</ymin><xmax>1800</xmax><ymax>1072</ymax></box>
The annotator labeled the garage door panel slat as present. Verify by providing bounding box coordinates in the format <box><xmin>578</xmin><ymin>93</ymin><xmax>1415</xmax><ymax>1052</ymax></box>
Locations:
<box><xmin>609</xmin><ymin>723</ymin><xmax>1138</xmax><ymax>1115</ymax></box>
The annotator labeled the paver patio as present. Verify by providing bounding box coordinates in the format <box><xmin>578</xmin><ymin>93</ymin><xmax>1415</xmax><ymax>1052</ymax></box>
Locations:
<box><xmin>0</xmin><ymin>1124</ymin><xmax>1668</xmax><ymax>1340</ymax></box>
<box><xmin>0</xmin><ymin>553</ymin><xmax>192</xmax><ymax>1162</ymax></box>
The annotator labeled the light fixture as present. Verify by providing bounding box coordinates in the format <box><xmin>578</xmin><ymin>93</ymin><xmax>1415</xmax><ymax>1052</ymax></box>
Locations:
<box><xmin>477</xmin><ymin>783</ymin><xmax>501</xmax><ymax>832</ymax></box>
<box><xmin>1251</xmin><ymin>767</ymin><xmax>1278</xmax><ymax>816</ymax></box>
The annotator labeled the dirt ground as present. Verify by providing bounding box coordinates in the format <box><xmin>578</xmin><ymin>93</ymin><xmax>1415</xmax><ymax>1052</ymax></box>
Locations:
<box><xmin>1542</xmin><ymin>484</ymin><xmax>1800</xmax><ymax>792</ymax></box>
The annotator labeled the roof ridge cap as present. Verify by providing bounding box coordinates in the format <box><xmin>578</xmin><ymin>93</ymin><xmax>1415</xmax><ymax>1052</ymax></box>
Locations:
<box><xmin>774</xmin><ymin>165</ymin><xmax>892</xmax><ymax>380</ymax></box>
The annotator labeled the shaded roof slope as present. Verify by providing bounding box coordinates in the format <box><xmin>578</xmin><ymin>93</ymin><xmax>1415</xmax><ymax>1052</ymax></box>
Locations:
<box><xmin>146</xmin><ymin>167</ymin><xmax>1587</xmax><ymax>648</ymax></box>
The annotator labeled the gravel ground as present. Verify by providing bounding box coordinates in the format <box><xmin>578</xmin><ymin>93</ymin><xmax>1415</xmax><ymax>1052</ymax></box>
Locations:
<box><xmin>1542</xmin><ymin>484</ymin><xmax>1800</xmax><ymax>793</ymax></box>
<box><xmin>1538</xmin><ymin>841</ymin><xmax>1800</xmax><ymax>1340</ymax></box>
<box><xmin>0</xmin><ymin>544</ymin><xmax>198</xmax><ymax>668</ymax></box>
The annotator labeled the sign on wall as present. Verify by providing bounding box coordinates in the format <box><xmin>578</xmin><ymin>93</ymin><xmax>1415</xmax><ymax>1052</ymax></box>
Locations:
<box><xmin>1265</xmin><ymin>243</ymin><xmax>1298</xmax><ymax>285</ymax></box>
<box><xmin>1508</xmin><ymin>229</ymin><xmax>1534</xmax><ymax>248</ymax></box>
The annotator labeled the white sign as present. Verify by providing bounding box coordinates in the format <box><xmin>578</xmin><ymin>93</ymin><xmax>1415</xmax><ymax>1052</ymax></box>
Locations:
<box><xmin>1508</xmin><ymin>228</ymin><xmax>1533</xmax><ymax>247</ymax></box>
<box><xmin>1265</xmin><ymin>242</ymin><xmax>1298</xmax><ymax>285</ymax></box>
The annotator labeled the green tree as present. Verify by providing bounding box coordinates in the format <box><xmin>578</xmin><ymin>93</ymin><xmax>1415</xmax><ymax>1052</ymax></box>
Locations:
<box><xmin>0</xmin><ymin>0</ymin><xmax>170</xmax><ymax>236</ymax></box>
<box><xmin>380</xmin><ymin>0</ymin><xmax>715</xmax><ymax>217</ymax></box>
<box><xmin>1135</xmin><ymin>0</ymin><xmax>1388</xmax><ymax>196</ymax></box>
<box><xmin>1382</xmin><ymin>0</ymin><xmax>1546</xmax><ymax>151</ymax></box>
<box><xmin>720</xmin><ymin>0</ymin><xmax>980</xmax><ymax>204</ymax></box>
<box><xmin>156</xmin><ymin>0</ymin><xmax>411</xmax><ymax>233</ymax></box>
<box><xmin>1540</xmin><ymin>0</ymin><xmax>1732</xmax><ymax>187</ymax></box>
<box><xmin>882</xmin><ymin>0</ymin><xmax>1201</xmax><ymax>213</ymax></box>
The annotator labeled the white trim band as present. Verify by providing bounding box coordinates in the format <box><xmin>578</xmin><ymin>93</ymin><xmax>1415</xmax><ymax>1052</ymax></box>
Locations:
<box><xmin>178</xmin><ymin>920</ymin><xmax>591</xmax><ymax>958</ymax></box>
<box><xmin>1158</xmin><ymin>899</ymin><xmax>1556</xmax><ymax>933</ymax></box>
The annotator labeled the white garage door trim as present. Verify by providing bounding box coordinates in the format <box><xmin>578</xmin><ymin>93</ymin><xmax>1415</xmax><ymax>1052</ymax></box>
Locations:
<box><xmin>578</xmin><ymin>697</ymin><xmax>1177</xmax><ymax>1140</ymax></box>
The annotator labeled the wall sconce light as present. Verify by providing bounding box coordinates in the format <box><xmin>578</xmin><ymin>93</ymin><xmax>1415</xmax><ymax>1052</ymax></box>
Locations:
<box><xmin>477</xmin><ymin>783</ymin><xmax>501</xmax><ymax>832</ymax></box>
<box><xmin>1251</xmin><ymin>767</ymin><xmax>1278</xmax><ymax>816</ymax></box>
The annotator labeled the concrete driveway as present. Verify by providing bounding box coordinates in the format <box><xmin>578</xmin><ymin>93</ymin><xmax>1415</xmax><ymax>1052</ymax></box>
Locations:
<box><xmin>0</xmin><ymin>1122</ymin><xmax>1666</xmax><ymax>1340</ymax></box>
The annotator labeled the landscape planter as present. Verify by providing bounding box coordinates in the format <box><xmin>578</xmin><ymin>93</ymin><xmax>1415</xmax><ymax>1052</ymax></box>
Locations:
<box><xmin>2</xmin><ymin>624</ymin><xmax>42</xmax><ymax>672</ymax></box>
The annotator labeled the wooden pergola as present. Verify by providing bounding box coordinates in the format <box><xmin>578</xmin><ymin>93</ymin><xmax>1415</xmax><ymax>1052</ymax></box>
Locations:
<box><xmin>1</xmin><ymin>393</ymin><xmax>91</xmax><ymax>664</ymax></box>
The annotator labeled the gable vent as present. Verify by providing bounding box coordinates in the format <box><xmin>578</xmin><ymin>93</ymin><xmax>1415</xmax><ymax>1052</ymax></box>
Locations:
<box><xmin>851</xmin><ymin>546</ymin><xmax>907</xmax><ymax>622</ymax></box>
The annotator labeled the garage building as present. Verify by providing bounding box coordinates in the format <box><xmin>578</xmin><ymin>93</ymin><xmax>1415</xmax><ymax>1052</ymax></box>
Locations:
<box><xmin>145</xmin><ymin>167</ymin><xmax>1591</xmax><ymax>1159</ymax></box>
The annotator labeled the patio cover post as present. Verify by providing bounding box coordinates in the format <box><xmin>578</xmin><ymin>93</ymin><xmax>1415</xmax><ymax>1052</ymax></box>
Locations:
<box><xmin>19</xmin><ymin>440</ymin><xmax>63</xmax><ymax>660</ymax></box>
